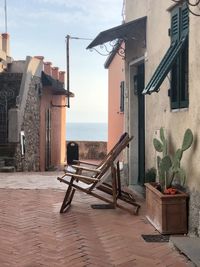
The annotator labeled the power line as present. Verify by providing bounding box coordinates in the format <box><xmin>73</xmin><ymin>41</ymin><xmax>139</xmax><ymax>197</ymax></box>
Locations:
<box><xmin>65</xmin><ymin>36</ymin><xmax>93</xmax><ymax>41</ymax></box>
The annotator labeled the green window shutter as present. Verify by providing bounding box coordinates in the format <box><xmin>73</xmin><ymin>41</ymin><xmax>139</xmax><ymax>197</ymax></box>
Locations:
<box><xmin>170</xmin><ymin>5</ymin><xmax>180</xmax><ymax>109</ymax></box>
<box><xmin>142</xmin><ymin>3</ymin><xmax>189</xmax><ymax>98</ymax></box>
<box><xmin>180</xmin><ymin>3</ymin><xmax>189</xmax><ymax>108</ymax></box>
<box><xmin>120</xmin><ymin>81</ymin><xmax>124</xmax><ymax>112</ymax></box>
<box><xmin>171</xmin><ymin>3</ymin><xmax>189</xmax><ymax>109</ymax></box>
<box><xmin>142</xmin><ymin>36</ymin><xmax>187</xmax><ymax>95</ymax></box>
<box><xmin>181</xmin><ymin>2</ymin><xmax>189</xmax><ymax>38</ymax></box>
<box><xmin>179</xmin><ymin>37</ymin><xmax>189</xmax><ymax>108</ymax></box>
<box><xmin>170</xmin><ymin>58</ymin><xmax>179</xmax><ymax>109</ymax></box>
<box><xmin>171</xmin><ymin>7</ymin><xmax>180</xmax><ymax>42</ymax></box>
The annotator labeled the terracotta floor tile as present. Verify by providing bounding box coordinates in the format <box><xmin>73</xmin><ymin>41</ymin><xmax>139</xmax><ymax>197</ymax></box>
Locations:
<box><xmin>0</xmin><ymin>174</ymin><xmax>193</xmax><ymax>267</ymax></box>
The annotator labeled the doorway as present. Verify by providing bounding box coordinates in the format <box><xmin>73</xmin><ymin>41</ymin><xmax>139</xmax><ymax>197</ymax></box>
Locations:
<box><xmin>133</xmin><ymin>63</ymin><xmax>145</xmax><ymax>185</ymax></box>
<box><xmin>45</xmin><ymin>108</ymin><xmax>51</xmax><ymax>170</ymax></box>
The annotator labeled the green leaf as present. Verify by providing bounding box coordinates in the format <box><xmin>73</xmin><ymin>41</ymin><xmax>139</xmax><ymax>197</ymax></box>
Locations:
<box><xmin>153</xmin><ymin>138</ymin><xmax>163</xmax><ymax>152</ymax></box>
<box><xmin>174</xmin><ymin>149</ymin><xmax>183</xmax><ymax>161</ymax></box>
<box><xmin>160</xmin><ymin>156</ymin><xmax>172</xmax><ymax>172</ymax></box>
<box><xmin>168</xmin><ymin>167</ymin><xmax>174</xmax><ymax>187</ymax></box>
<box><xmin>176</xmin><ymin>168</ymin><xmax>186</xmax><ymax>186</ymax></box>
<box><xmin>160</xmin><ymin>127</ymin><xmax>165</xmax><ymax>143</ymax></box>
<box><xmin>157</xmin><ymin>155</ymin><xmax>161</xmax><ymax>168</ymax></box>
<box><xmin>163</xmin><ymin>140</ymin><xmax>167</xmax><ymax>156</ymax></box>
<box><xmin>182</xmin><ymin>129</ymin><xmax>193</xmax><ymax>151</ymax></box>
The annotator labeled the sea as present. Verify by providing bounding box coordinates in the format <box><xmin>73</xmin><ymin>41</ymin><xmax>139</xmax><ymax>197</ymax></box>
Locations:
<box><xmin>66</xmin><ymin>122</ymin><xmax>108</xmax><ymax>141</ymax></box>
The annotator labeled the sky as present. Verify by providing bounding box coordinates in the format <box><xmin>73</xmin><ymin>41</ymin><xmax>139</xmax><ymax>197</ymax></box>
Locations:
<box><xmin>0</xmin><ymin>0</ymin><xmax>123</xmax><ymax>123</ymax></box>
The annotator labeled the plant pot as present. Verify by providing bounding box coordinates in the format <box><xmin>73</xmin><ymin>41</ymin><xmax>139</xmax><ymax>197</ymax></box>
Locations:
<box><xmin>145</xmin><ymin>182</ymin><xmax>188</xmax><ymax>234</ymax></box>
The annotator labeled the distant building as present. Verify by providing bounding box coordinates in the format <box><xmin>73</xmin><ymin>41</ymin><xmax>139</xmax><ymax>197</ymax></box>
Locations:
<box><xmin>0</xmin><ymin>34</ymin><xmax>74</xmax><ymax>171</ymax></box>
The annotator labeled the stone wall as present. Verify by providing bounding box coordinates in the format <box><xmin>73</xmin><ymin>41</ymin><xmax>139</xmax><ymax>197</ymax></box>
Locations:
<box><xmin>188</xmin><ymin>188</ymin><xmax>200</xmax><ymax>236</ymax></box>
<box><xmin>15</xmin><ymin>76</ymin><xmax>41</xmax><ymax>171</ymax></box>
<box><xmin>66</xmin><ymin>141</ymin><xmax>107</xmax><ymax>160</ymax></box>
<box><xmin>0</xmin><ymin>73</ymin><xmax>22</xmax><ymax>143</ymax></box>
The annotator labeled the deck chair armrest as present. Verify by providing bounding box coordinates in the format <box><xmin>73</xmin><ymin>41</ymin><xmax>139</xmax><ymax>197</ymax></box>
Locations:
<box><xmin>71</xmin><ymin>165</ymin><xmax>101</xmax><ymax>173</ymax></box>
<box><xmin>73</xmin><ymin>160</ymin><xmax>99</xmax><ymax>166</ymax></box>
<box><xmin>62</xmin><ymin>172</ymin><xmax>99</xmax><ymax>183</ymax></box>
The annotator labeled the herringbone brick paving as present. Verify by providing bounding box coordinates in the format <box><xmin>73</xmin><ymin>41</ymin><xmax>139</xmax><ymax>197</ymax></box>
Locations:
<box><xmin>0</xmin><ymin>175</ymin><xmax>194</xmax><ymax>267</ymax></box>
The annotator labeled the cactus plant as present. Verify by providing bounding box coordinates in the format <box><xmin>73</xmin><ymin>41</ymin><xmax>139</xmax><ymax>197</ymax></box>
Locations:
<box><xmin>153</xmin><ymin>127</ymin><xmax>193</xmax><ymax>191</ymax></box>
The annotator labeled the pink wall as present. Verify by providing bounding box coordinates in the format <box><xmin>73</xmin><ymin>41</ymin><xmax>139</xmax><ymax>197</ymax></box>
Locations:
<box><xmin>38</xmin><ymin>58</ymin><xmax>67</xmax><ymax>171</ymax></box>
<box><xmin>51</xmin><ymin>95</ymin><xmax>66</xmax><ymax>168</ymax></box>
<box><xmin>107</xmin><ymin>50</ymin><xmax>125</xmax><ymax>153</ymax></box>
<box><xmin>40</xmin><ymin>88</ymin><xmax>66</xmax><ymax>171</ymax></box>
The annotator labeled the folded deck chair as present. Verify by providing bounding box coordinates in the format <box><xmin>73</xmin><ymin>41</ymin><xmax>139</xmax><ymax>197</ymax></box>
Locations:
<box><xmin>68</xmin><ymin>133</ymin><xmax>138</xmax><ymax>206</ymax></box>
<box><xmin>57</xmin><ymin>134</ymin><xmax>140</xmax><ymax>215</ymax></box>
<box><xmin>62</xmin><ymin>132</ymin><xmax>132</xmax><ymax>197</ymax></box>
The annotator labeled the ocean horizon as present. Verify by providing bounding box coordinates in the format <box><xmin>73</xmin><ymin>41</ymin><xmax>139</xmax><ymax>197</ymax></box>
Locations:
<box><xmin>66</xmin><ymin>122</ymin><xmax>108</xmax><ymax>142</ymax></box>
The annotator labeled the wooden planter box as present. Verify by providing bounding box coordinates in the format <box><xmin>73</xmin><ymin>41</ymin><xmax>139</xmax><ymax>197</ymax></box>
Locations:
<box><xmin>145</xmin><ymin>183</ymin><xmax>188</xmax><ymax>234</ymax></box>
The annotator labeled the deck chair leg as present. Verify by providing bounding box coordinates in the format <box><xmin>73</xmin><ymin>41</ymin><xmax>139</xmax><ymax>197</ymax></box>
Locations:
<box><xmin>91</xmin><ymin>163</ymin><xmax>117</xmax><ymax>210</ymax></box>
<box><xmin>116</xmin><ymin>161</ymin><xmax>122</xmax><ymax>197</ymax></box>
<box><xmin>111</xmin><ymin>164</ymin><xmax>117</xmax><ymax>208</ymax></box>
<box><xmin>60</xmin><ymin>181</ymin><xmax>76</xmax><ymax>213</ymax></box>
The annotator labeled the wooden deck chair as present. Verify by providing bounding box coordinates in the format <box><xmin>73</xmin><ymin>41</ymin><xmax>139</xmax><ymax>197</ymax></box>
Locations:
<box><xmin>61</xmin><ymin>132</ymin><xmax>132</xmax><ymax>197</ymax></box>
<box><xmin>68</xmin><ymin>133</ymin><xmax>138</xmax><ymax>208</ymax></box>
<box><xmin>57</xmin><ymin>134</ymin><xmax>140</xmax><ymax>215</ymax></box>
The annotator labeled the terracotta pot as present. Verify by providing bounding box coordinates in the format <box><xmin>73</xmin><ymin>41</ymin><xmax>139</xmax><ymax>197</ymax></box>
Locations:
<box><xmin>145</xmin><ymin>182</ymin><xmax>188</xmax><ymax>234</ymax></box>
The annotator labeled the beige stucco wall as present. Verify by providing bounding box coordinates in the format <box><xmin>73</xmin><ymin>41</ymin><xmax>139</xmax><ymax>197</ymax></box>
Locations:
<box><xmin>125</xmin><ymin>0</ymin><xmax>148</xmax><ymax>22</ymax></box>
<box><xmin>125</xmin><ymin>0</ymin><xmax>200</xmax><ymax>235</ymax></box>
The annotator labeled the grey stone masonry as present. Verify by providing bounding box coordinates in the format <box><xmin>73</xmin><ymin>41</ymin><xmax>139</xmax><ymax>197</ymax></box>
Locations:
<box><xmin>188</xmin><ymin>188</ymin><xmax>200</xmax><ymax>237</ymax></box>
<box><xmin>15</xmin><ymin>76</ymin><xmax>40</xmax><ymax>171</ymax></box>
<box><xmin>0</xmin><ymin>73</ymin><xmax>22</xmax><ymax>143</ymax></box>
<box><xmin>66</xmin><ymin>141</ymin><xmax>107</xmax><ymax>160</ymax></box>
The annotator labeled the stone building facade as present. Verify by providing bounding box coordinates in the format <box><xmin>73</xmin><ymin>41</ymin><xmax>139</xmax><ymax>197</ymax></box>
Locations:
<box><xmin>14</xmin><ymin>76</ymin><xmax>41</xmax><ymax>171</ymax></box>
<box><xmin>88</xmin><ymin>0</ymin><xmax>200</xmax><ymax>236</ymax></box>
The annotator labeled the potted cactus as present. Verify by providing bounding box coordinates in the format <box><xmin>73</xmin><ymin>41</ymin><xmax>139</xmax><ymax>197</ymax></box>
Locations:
<box><xmin>145</xmin><ymin>128</ymin><xmax>193</xmax><ymax>234</ymax></box>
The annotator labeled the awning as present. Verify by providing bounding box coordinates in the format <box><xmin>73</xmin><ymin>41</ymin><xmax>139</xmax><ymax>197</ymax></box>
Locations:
<box><xmin>142</xmin><ymin>34</ymin><xmax>188</xmax><ymax>95</ymax></box>
<box><xmin>87</xmin><ymin>17</ymin><xmax>147</xmax><ymax>49</ymax></box>
<box><xmin>41</xmin><ymin>71</ymin><xmax>74</xmax><ymax>97</ymax></box>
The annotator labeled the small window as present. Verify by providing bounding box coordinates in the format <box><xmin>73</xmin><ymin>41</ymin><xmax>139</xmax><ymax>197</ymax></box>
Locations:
<box><xmin>120</xmin><ymin>81</ymin><xmax>125</xmax><ymax>113</ymax></box>
<box><xmin>142</xmin><ymin>3</ymin><xmax>188</xmax><ymax>101</ymax></box>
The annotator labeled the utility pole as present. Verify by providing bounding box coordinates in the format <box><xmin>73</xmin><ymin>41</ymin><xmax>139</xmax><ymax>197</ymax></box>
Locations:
<box><xmin>66</xmin><ymin>35</ymin><xmax>70</xmax><ymax>108</ymax></box>
<box><xmin>65</xmin><ymin>35</ymin><xmax>92</xmax><ymax>108</ymax></box>
<box><xmin>4</xmin><ymin>0</ymin><xmax>7</xmax><ymax>33</ymax></box>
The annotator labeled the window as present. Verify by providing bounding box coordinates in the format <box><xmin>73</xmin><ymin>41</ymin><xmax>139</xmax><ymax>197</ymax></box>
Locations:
<box><xmin>120</xmin><ymin>81</ymin><xmax>125</xmax><ymax>113</ymax></box>
<box><xmin>170</xmin><ymin>4</ymin><xmax>189</xmax><ymax>109</ymax></box>
<box><xmin>142</xmin><ymin>2</ymin><xmax>189</xmax><ymax>108</ymax></box>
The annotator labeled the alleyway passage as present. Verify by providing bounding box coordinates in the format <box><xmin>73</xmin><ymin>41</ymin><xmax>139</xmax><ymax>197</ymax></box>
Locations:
<box><xmin>0</xmin><ymin>172</ymin><xmax>194</xmax><ymax>267</ymax></box>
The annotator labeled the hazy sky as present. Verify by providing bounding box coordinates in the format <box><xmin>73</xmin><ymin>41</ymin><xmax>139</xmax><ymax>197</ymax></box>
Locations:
<box><xmin>0</xmin><ymin>0</ymin><xmax>123</xmax><ymax>123</ymax></box>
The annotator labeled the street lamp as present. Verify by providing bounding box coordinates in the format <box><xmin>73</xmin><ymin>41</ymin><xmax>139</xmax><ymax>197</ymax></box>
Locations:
<box><xmin>65</xmin><ymin>35</ymin><xmax>93</xmax><ymax>108</ymax></box>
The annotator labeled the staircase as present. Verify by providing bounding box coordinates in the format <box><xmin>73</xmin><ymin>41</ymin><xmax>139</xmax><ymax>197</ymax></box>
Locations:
<box><xmin>0</xmin><ymin>72</ymin><xmax>22</xmax><ymax>172</ymax></box>
<box><xmin>0</xmin><ymin>144</ymin><xmax>16</xmax><ymax>172</ymax></box>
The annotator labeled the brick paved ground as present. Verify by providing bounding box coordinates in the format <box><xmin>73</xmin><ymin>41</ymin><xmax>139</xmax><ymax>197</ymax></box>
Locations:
<box><xmin>0</xmin><ymin>172</ymin><xmax>194</xmax><ymax>267</ymax></box>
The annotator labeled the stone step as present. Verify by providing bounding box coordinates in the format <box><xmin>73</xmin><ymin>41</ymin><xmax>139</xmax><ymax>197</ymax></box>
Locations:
<box><xmin>0</xmin><ymin>144</ymin><xmax>16</xmax><ymax>157</ymax></box>
<box><xmin>0</xmin><ymin>156</ymin><xmax>15</xmax><ymax>166</ymax></box>
<box><xmin>0</xmin><ymin>166</ymin><xmax>15</xmax><ymax>172</ymax></box>
<box><xmin>0</xmin><ymin>159</ymin><xmax>5</xmax><ymax>168</ymax></box>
